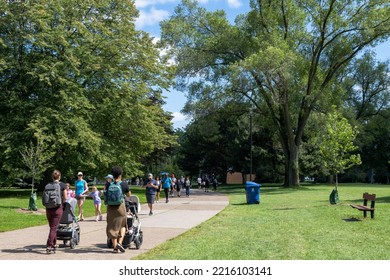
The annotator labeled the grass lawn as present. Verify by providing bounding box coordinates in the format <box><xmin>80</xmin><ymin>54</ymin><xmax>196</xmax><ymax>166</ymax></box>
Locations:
<box><xmin>134</xmin><ymin>183</ymin><xmax>390</xmax><ymax>260</ymax></box>
<box><xmin>0</xmin><ymin>185</ymin><xmax>147</xmax><ymax>232</ymax></box>
<box><xmin>2</xmin><ymin>183</ymin><xmax>389</xmax><ymax>259</ymax></box>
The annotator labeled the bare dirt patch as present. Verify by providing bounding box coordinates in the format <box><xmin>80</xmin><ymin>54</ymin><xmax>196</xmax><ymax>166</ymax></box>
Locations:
<box><xmin>16</xmin><ymin>208</ymin><xmax>46</xmax><ymax>215</ymax></box>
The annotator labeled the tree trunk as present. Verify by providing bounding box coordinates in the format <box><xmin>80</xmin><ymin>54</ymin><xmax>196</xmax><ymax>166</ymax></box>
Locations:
<box><xmin>283</xmin><ymin>142</ymin><xmax>300</xmax><ymax>187</ymax></box>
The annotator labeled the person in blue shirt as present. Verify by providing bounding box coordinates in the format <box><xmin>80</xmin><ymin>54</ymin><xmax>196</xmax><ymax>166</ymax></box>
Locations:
<box><xmin>143</xmin><ymin>173</ymin><xmax>158</xmax><ymax>215</ymax></box>
<box><xmin>161</xmin><ymin>174</ymin><xmax>172</xmax><ymax>203</ymax></box>
<box><xmin>75</xmin><ymin>171</ymin><xmax>89</xmax><ymax>221</ymax></box>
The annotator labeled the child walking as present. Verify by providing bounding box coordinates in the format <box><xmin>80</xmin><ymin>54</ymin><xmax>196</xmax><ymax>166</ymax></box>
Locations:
<box><xmin>89</xmin><ymin>185</ymin><xmax>102</xmax><ymax>221</ymax></box>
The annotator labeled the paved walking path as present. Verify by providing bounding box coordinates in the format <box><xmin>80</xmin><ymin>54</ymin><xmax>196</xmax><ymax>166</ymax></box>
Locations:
<box><xmin>0</xmin><ymin>189</ymin><xmax>228</xmax><ymax>260</ymax></box>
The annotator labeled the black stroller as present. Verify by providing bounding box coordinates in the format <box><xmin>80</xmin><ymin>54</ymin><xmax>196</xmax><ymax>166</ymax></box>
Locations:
<box><xmin>57</xmin><ymin>199</ymin><xmax>80</xmax><ymax>249</ymax></box>
<box><xmin>107</xmin><ymin>195</ymin><xmax>143</xmax><ymax>249</ymax></box>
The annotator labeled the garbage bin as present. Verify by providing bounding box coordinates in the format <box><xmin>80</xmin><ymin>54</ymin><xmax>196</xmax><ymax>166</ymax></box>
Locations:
<box><xmin>245</xmin><ymin>181</ymin><xmax>261</xmax><ymax>204</ymax></box>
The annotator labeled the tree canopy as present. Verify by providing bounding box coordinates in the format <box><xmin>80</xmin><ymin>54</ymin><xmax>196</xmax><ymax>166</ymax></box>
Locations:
<box><xmin>161</xmin><ymin>0</ymin><xmax>390</xmax><ymax>186</ymax></box>
<box><xmin>0</xmin><ymin>0</ymin><xmax>176</xmax><ymax>185</ymax></box>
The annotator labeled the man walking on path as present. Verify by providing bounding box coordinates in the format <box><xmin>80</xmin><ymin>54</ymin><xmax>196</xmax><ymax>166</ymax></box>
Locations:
<box><xmin>143</xmin><ymin>173</ymin><xmax>158</xmax><ymax>215</ymax></box>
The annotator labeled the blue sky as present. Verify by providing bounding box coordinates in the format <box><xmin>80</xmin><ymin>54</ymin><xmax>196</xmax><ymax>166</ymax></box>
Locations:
<box><xmin>134</xmin><ymin>0</ymin><xmax>390</xmax><ymax>129</ymax></box>
<box><xmin>135</xmin><ymin>0</ymin><xmax>249</xmax><ymax>129</ymax></box>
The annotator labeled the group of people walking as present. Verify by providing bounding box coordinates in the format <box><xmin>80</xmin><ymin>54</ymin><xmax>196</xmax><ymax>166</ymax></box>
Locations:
<box><xmin>43</xmin><ymin>167</ymin><xmax>217</xmax><ymax>254</ymax></box>
<box><xmin>43</xmin><ymin>166</ymin><xmax>130</xmax><ymax>254</ymax></box>
<box><xmin>141</xmin><ymin>173</ymin><xmax>192</xmax><ymax>215</ymax></box>
<box><xmin>197</xmin><ymin>176</ymin><xmax>218</xmax><ymax>192</ymax></box>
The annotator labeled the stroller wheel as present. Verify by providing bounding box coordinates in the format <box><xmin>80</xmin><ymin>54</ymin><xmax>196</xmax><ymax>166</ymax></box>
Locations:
<box><xmin>76</xmin><ymin>231</ymin><xmax>80</xmax><ymax>245</ymax></box>
<box><xmin>135</xmin><ymin>230</ymin><xmax>143</xmax><ymax>249</ymax></box>
<box><xmin>70</xmin><ymin>233</ymin><xmax>77</xmax><ymax>249</ymax></box>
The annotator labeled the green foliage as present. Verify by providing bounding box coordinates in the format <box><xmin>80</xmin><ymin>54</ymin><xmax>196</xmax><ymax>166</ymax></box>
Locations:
<box><xmin>19</xmin><ymin>137</ymin><xmax>54</xmax><ymax>192</ymax></box>
<box><xmin>318</xmin><ymin>108</ymin><xmax>362</xmax><ymax>182</ymax></box>
<box><xmin>161</xmin><ymin>0</ymin><xmax>390</xmax><ymax>186</ymax></box>
<box><xmin>0</xmin><ymin>0</ymin><xmax>175</xmax><ymax>184</ymax></box>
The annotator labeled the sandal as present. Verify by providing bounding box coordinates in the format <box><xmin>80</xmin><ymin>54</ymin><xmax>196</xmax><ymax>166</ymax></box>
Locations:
<box><xmin>116</xmin><ymin>243</ymin><xmax>125</xmax><ymax>253</ymax></box>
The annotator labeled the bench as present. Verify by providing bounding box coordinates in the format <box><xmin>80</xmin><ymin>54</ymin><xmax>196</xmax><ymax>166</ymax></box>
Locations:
<box><xmin>350</xmin><ymin>192</ymin><xmax>376</xmax><ymax>219</ymax></box>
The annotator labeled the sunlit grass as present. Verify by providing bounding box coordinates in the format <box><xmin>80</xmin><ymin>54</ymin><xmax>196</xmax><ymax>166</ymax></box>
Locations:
<box><xmin>135</xmin><ymin>183</ymin><xmax>390</xmax><ymax>260</ymax></box>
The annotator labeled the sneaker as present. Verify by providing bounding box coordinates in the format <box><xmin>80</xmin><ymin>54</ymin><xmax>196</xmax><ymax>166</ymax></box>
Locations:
<box><xmin>116</xmin><ymin>243</ymin><xmax>125</xmax><ymax>253</ymax></box>
<box><xmin>149</xmin><ymin>211</ymin><xmax>153</xmax><ymax>216</ymax></box>
<box><xmin>46</xmin><ymin>247</ymin><xmax>55</xmax><ymax>254</ymax></box>
<box><xmin>99</xmin><ymin>215</ymin><xmax>103</xmax><ymax>221</ymax></box>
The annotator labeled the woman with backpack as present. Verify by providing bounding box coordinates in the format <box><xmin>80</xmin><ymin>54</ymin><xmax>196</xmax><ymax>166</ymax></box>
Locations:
<box><xmin>105</xmin><ymin>166</ymin><xmax>131</xmax><ymax>253</ymax></box>
<box><xmin>161</xmin><ymin>174</ymin><xmax>171</xmax><ymax>203</ymax></box>
<box><xmin>43</xmin><ymin>169</ymin><xmax>67</xmax><ymax>254</ymax></box>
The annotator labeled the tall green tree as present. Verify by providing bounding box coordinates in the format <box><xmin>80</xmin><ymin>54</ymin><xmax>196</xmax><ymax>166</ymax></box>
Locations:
<box><xmin>318</xmin><ymin>109</ymin><xmax>362</xmax><ymax>189</ymax></box>
<box><xmin>160</xmin><ymin>0</ymin><xmax>390</xmax><ymax>186</ymax></box>
<box><xmin>0</xmin><ymin>0</ymin><xmax>175</xmax><ymax>185</ymax></box>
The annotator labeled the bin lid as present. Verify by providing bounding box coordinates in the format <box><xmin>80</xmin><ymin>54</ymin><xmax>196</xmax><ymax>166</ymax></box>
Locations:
<box><xmin>245</xmin><ymin>181</ymin><xmax>261</xmax><ymax>187</ymax></box>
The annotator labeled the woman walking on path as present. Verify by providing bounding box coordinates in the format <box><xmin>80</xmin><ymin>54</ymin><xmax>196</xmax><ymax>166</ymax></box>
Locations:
<box><xmin>161</xmin><ymin>174</ymin><xmax>172</xmax><ymax>203</ymax></box>
<box><xmin>106</xmin><ymin>166</ymin><xmax>131</xmax><ymax>253</ymax></box>
<box><xmin>185</xmin><ymin>176</ymin><xmax>191</xmax><ymax>197</ymax></box>
<box><xmin>155</xmin><ymin>176</ymin><xmax>162</xmax><ymax>203</ymax></box>
<box><xmin>75</xmin><ymin>172</ymin><xmax>88</xmax><ymax>221</ymax></box>
<box><xmin>44</xmin><ymin>170</ymin><xmax>67</xmax><ymax>254</ymax></box>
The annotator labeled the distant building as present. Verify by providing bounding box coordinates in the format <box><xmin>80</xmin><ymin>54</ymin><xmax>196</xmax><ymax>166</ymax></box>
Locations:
<box><xmin>226</xmin><ymin>172</ymin><xmax>256</xmax><ymax>184</ymax></box>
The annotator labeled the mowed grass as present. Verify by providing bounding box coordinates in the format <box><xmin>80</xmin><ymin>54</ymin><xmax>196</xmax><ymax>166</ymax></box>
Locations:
<box><xmin>0</xmin><ymin>185</ymin><xmax>147</xmax><ymax>232</ymax></box>
<box><xmin>135</xmin><ymin>183</ymin><xmax>390</xmax><ymax>260</ymax></box>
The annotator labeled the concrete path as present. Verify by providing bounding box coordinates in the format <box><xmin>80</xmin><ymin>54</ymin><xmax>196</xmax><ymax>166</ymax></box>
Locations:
<box><xmin>0</xmin><ymin>189</ymin><xmax>228</xmax><ymax>260</ymax></box>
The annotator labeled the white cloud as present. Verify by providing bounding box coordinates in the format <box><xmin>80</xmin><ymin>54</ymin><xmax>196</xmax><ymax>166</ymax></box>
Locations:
<box><xmin>171</xmin><ymin>112</ymin><xmax>191</xmax><ymax>129</ymax></box>
<box><xmin>136</xmin><ymin>7</ymin><xmax>170</xmax><ymax>28</ymax></box>
<box><xmin>135</xmin><ymin>0</ymin><xmax>178</xmax><ymax>9</ymax></box>
<box><xmin>172</xmin><ymin>111</ymin><xmax>187</xmax><ymax>122</ymax></box>
<box><xmin>196</xmin><ymin>0</ymin><xmax>242</xmax><ymax>8</ymax></box>
<box><xmin>227</xmin><ymin>0</ymin><xmax>242</xmax><ymax>8</ymax></box>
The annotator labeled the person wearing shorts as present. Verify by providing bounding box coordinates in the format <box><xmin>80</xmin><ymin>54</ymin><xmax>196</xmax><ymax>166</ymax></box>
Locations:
<box><xmin>75</xmin><ymin>171</ymin><xmax>88</xmax><ymax>221</ymax></box>
<box><xmin>143</xmin><ymin>173</ymin><xmax>158</xmax><ymax>216</ymax></box>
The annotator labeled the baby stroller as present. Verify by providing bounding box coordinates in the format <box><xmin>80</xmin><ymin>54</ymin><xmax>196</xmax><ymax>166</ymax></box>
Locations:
<box><xmin>107</xmin><ymin>195</ymin><xmax>143</xmax><ymax>249</ymax></box>
<box><xmin>57</xmin><ymin>199</ymin><xmax>80</xmax><ymax>249</ymax></box>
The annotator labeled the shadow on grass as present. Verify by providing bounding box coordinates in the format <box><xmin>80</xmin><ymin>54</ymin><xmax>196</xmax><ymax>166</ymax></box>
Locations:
<box><xmin>343</xmin><ymin>218</ymin><xmax>362</xmax><ymax>222</ymax></box>
<box><xmin>345</xmin><ymin>195</ymin><xmax>390</xmax><ymax>204</ymax></box>
<box><xmin>219</xmin><ymin>185</ymin><xmax>320</xmax><ymax>197</ymax></box>
<box><xmin>0</xmin><ymin>205</ymin><xmax>20</xmax><ymax>210</ymax></box>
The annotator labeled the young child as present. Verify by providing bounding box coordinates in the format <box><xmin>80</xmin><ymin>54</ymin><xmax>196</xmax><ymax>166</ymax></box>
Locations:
<box><xmin>65</xmin><ymin>183</ymin><xmax>75</xmax><ymax>199</ymax></box>
<box><xmin>89</xmin><ymin>185</ymin><xmax>102</xmax><ymax>221</ymax></box>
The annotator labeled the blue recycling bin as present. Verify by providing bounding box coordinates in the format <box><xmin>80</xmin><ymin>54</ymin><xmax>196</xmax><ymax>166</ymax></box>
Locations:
<box><xmin>245</xmin><ymin>181</ymin><xmax>261</xmax><ymax>204</ymax></box>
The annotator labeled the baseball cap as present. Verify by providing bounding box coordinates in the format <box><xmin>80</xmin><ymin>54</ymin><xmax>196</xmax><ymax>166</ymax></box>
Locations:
<box><xmin>77</xmin><ymin>172</ymin><xmax>83</xmax><ymax>176</ymax></box>
<box><xmin>148</xmin><ymin>173</ymin><xmax>153</xmax><ymax>178</ymax></box>
<box><xmin>105</xmin><ymin>174</ymin><xmax>114</xmax><ymax>180</ymax></box>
